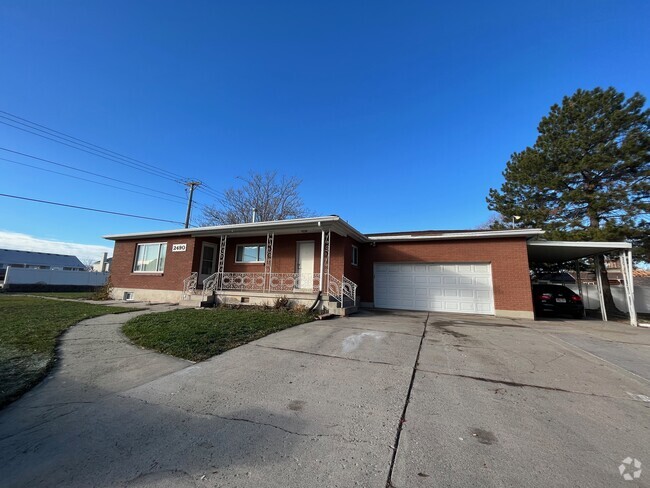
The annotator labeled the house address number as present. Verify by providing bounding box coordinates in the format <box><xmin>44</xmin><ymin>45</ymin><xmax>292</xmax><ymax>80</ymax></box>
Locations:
<box><xmin>172</xmin><ymin>244</ymin><xmax>187</xmax><ymax>252</ymax></box>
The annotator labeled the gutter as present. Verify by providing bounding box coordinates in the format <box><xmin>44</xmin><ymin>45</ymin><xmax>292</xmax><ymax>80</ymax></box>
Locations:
<box><xmin>367</xmin><ymin>229</ymin><xmax>545</xmax><ymax>242</ymax></box>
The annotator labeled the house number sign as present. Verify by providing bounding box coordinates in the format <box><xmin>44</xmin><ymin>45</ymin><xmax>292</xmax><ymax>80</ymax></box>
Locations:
<box><xmin>172</xmin><ymin>244</ymin><xmax>187</xmax><ymax>252</ymax></box>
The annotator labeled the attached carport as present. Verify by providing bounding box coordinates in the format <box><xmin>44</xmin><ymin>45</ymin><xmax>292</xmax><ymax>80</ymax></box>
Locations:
<box><xmin>527</xmin><ymin>240</ymin><xmax>638</xmax><ymax>326</ymax></box>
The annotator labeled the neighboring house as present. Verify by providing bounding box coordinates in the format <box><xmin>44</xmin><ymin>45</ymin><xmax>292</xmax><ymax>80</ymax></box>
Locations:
<box><xmin>104</xmin><ymin>215</ymin><xmax>635</xmax><ymax>319</ymax></box>
<box><xmin>91</xmin><ymin>256</ymin><xmax>112</xmax><ymax>272</ymax></box>
<box><xmin>0</xmin><ymin>249</ymin><xmax>86</xmax><ymax>280</ymax></box>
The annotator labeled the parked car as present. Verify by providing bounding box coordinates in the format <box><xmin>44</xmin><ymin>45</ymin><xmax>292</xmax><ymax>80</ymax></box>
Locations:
<box><xmin>532</xmin><ymin>284</ymin><xmax>584</xmax><ymax>319</ymax></box>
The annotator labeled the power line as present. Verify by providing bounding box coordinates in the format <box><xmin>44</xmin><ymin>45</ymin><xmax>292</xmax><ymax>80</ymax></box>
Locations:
<box><xmin>0</xmin><ymin>111</ymin><xmax>188</xmax><ymax>180</ymax></box>
<box><xmin>0</xmin><ymin>157</ymin><xmax>188</xmax><ymax>206</ymax></box>
<box><xmin>0</xmin><ymin>147</ymin><xmax>187</xmax><ymax>202</ymax></box>
<box><xmin>0</xmin><ymin>111</ymin><xmax>190</xmax><ymax>181</ymax></box>
<box><xmin>0</xmin><ymin>193</ymin><xmax>184</xmax><ymax>224</ymax></box>
<box><xmin>0</xmin><ymin>118</ymin><xmax>183</xmax><ymax>183</ymax></box>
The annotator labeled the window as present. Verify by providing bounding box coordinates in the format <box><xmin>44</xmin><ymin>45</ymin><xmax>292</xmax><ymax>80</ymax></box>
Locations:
<box><xmin>133</xmin><ymin>242</ymin><xmax>167</xmax><ymax>272</ymax></box>
<box><xmin>235</xmin><ymin>244</ymin><xmax>266</xmax><ymax>263</ymax></box>
<box><xmin>351</xmin><ymin>245</ymin><xmax>359</xmax><ymax>266</ymax></box>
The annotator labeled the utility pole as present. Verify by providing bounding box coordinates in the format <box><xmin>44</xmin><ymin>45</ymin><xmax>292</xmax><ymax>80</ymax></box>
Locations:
<box><xmin>184</xmin><ymin>181</ymin><xmax>201</xmax><ymax>228</ymax></box>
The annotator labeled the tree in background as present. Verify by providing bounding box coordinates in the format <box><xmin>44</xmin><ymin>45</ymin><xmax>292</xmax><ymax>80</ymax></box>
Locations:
<box><xmin>202</xmin><ymin>171</ymin><xmax>309</xmax><ymax>225</ymax></box>
<box><xmin>487</xmin><ymin>87</ymin><xmax>649</xmax><ymax>315</ymax></box>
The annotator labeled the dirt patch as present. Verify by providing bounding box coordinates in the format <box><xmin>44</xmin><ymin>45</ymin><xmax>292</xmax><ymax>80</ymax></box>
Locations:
<box><xmin>470</xmin><ymin>428</ymin><xmax>498</xmax><ymax>445</ymax></box>
<box><xmin>288</xmin><ymin>400</ymin><xmax>306</xmax><ymax>411</ymax></box>
<box><xmin>429</xmin><ymin>321</ymin><xmax>470</xmax><ymax>339</ymax></box>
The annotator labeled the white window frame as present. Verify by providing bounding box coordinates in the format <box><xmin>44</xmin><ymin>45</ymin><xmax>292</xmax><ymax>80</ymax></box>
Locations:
<box><xmin>235</xmin><ymin>243</ymin><xmax>266</xmax><ymax>264</ymax></box>
<box><xmin>351</xmin><ymin>245</ymin><xmax>359</xmax><ymax>266</ymax></box>
<box><xmin>133</xmin><ymin>242</ymin><xmax>167</xmax><ymax>273</ymax></box>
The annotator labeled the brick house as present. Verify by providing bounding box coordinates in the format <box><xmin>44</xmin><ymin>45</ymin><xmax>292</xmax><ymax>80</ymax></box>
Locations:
<box><xmin>105</xmin><ymin>216</ymin><xmax>549</xmax><ymax>319</ymax></box>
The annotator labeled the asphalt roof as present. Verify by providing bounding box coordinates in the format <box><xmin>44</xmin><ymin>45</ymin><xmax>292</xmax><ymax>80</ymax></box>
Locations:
<box><xmin>0</xmin><ymin>249</ymin><xmax>85</xmax><ymax>268</ymax></box>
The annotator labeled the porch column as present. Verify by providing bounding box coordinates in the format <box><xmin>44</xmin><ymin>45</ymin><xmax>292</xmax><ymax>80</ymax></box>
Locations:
<box><xmin>594</xmin><ymin>255</ymin><xmax>608</xmax><ymax>322</ymax></box>
<box><xmin>319</xmin><ymin>230</ymin><xmax>325</xmax><ymax>292</ymax></box>
<box><xmin>620</xmin><ymin>250</ymin><xmax>638</xmax><ymax>327</ymax></box>
<box><xmin>574</xmin><ymin>260</ymin><xmax>586</xmax><ymax>318</ymax></box>
<box><xmin>323</xmin><ymin>230</ymin><xmax>331</xmax><ymax>293</ymax></box>
<box><xmin>217</xmin><ymin>235</ymin><xmax>227</xmax><ymax>291</ymax></box>
<box><xmin>265</xmin><ymin>233</ymin><xmax>274</xmax><ymax>292</ymax></box>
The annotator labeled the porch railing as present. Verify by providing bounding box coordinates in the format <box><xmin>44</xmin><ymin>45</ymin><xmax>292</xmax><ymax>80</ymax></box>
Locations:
<box><xmin>327</xmin><ymin>274</ymin><xmax>358</xmax><ymax>307</ymax></box>
<box><xmin>201</xmin><ymin>272</ymin><xmax>321</xmax><ymax>298</ymax></box>
<box><xmin>195</xmin><ymin>271</ymin><xmax>357</xmax><ymax>307</ymax></box>
<box><xmin>182</xmin><ymin>272</ymin><xmax>198</xmax><ymax>300</ymax></box>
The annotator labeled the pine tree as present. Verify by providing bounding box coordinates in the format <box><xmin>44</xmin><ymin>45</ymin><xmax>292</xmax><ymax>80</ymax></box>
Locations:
<box><xmin>487</xmin><ymin>87</ymin><xmax>649</xmax><ymax>315</ymax></box>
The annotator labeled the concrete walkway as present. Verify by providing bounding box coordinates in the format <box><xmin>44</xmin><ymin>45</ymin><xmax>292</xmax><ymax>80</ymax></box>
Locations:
<box><xmin>1</xmin><ymin>308</ymin><xmax>649</xmax><ymax>487</ymax></box>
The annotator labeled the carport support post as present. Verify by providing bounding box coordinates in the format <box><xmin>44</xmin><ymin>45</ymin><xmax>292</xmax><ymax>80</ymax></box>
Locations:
<box><xmin>620</xmin><ymin>250</ymin><xmax>638</xmax><ymax>327</ymax></box>
<box><xmin>594</xmin><ymin>256</ymin><xmax>608</xmax><ymax>322</ymax></box>
<box><xmin>575</xmin><ymin>260</ymin><xmax>586</xmax><ymax>318</ymax></box>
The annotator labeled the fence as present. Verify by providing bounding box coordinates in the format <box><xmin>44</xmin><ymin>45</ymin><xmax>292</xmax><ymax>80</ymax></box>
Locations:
<box><xmin>2</xmin><ymin>267</ymin><xmax>109</xmax><ymax>289</ymax></box>
<box><xmin>566</xmin><ymin>284</ymin><xmax>650</xmax><ymax>313</ymax></box>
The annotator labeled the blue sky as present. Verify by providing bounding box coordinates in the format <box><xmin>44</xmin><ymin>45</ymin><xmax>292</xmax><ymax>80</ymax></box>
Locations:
<box><xmin>1</xmin><ymin>0</ymin><xmax>649</xmax><ymax>259</ymax></box>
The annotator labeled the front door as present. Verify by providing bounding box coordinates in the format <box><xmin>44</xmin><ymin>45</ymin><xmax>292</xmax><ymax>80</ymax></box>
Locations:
<box><xmin>296</xmin><ymin>241</ymin><xmax>315</xmax><ymax>290</ymax></box>
<box><xmin>199</xmin><ymin>243</ymin><xmax>218</xmax><ymax>283</ymax></box>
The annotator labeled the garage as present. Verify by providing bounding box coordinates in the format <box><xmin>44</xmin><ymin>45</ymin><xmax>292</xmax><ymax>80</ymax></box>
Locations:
<box><xmin>373</xmin><ymin>263</ymin><xmax>495</xmax><ymax>314</ymax></box>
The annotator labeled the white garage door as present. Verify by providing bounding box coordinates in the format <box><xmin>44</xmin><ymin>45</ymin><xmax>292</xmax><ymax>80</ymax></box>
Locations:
<box><xmin>374</xmin><ymin>263</ymin><xmax>495</xmax><ymax>315</ymax></box>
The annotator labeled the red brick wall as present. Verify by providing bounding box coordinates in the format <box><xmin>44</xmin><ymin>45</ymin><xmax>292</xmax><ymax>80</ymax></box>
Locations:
<box><xmin>220</xmin><ymin>234</ymin><xmax>323</xmax><ymax>274</ymax></box>
<box><xmin>110</xmin><ymin>236</ymin><xmax>197</xmax><ymax>291</ymax></box>
<box><xmin>359</xmin><ymin>238</ymin><xmax>533</xmax><ymax>312</ymax></box>
<box><xmin>342</xmin><ymin>236</ymin><xmax>362</xmax><ymax>284</ymax></box>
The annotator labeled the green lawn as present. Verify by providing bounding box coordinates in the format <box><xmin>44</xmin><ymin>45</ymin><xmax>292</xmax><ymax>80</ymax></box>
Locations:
<box><xmin>22</xmin><ymin>291</ymin><xmax>97</xmax><ymax>300</ymax></box>
<box><xmin>0</xmin><ymin>295</ymin><xmax>133</xmax><ymax>408</ymax></box>
<box><xmin>123</xmin><ymin>308</ymin><xmax>314</xmax><ymax>361</ymax></box>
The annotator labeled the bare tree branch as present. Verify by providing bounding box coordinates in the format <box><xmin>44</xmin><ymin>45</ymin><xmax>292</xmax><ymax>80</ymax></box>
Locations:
<box><xmin>201</xmin><ymin>172</ymin><xmax>310</xmax><ymax>225</ymax></box>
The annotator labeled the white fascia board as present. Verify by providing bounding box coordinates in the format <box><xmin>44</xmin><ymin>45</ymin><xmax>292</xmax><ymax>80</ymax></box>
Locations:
<box><xmin>527</xmin><ymin>240</ymin><xmax>632</xmax><ymax>250</ymax></box>
<box><xmin>367</xmin><ymin>229</ymin><xmax>545</xmax><ymax>242</ymax></box>
<box><xmin>103</xmin><ymin>215</ymin><xmax>370</xmax><ymax>241</ymax></box>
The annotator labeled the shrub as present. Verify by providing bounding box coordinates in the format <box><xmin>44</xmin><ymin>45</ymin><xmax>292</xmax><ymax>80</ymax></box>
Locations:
<box><xmin>292</xmin><ymin>304</ymin><xmax>309</xmax><ymax>314</ymax></box>
<box><xmin>273</xmin><ymin>295</ymin><xmax>291</xmax><ymax>310</ymax></box>
<box><xmin>92</xmin><ymin>278</ymin><xmax>114</xmax><ymax>301</ymax></box>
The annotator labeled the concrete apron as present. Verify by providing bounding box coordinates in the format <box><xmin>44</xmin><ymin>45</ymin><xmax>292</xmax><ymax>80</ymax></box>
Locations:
<box><xmin>0</xmin><ymin>308</ymin><xmax>427</xmax><ymax>487</ymax></box>
<box><xmin>3</xmin><ymin>308</ymin><xmax>649</xmax><ymax>488</ymax></box>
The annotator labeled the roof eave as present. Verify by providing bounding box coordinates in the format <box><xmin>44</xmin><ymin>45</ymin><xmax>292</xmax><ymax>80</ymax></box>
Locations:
<box><xmin>367</xmin><ymin>229</ymin><xmax>545</xmax><ymax>242</ymax></box>
<box><xmin>103</xmin><ymin>216</ymin><xmax>369</xmax><ymax>243</ymax></box>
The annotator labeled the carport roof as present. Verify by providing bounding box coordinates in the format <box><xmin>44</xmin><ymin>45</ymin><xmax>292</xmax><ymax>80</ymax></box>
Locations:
<box><xmin>527</xmin><ymin>240</ymin><xmax>632</xmax><ymax>263</ymax></box>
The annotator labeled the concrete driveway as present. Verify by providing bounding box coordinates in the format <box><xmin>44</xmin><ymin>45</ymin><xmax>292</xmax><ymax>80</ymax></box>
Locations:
<box><xmin>1</xmin><ymin>308</ymin><xmax>649</xmax><ymax>487</ymax></box>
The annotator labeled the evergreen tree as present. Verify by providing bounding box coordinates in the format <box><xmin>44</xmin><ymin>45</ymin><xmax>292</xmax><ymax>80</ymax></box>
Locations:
<box><xmin>487</xmin><ymin>87</ymin><xmax>649</xmax><ymax>315</ymax></box>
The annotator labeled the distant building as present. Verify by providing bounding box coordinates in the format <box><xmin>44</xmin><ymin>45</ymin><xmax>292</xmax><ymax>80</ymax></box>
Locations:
<box><xmin>91</xmin><ymin>256</ymin><xmax>112</xmax><ymax>272</ymax></box>
<box><xmin>0</xmin><ymin>249</ymin><xmax>86</xmax><ymax>279</ymax></box>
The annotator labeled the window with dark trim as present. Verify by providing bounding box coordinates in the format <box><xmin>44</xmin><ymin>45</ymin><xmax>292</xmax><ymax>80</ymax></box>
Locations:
<box><xmin>351</xmin><ymin>245</ymin><xmax>359</xmax><ymax>266</ymax></box>
<box><xmin>133</xmin><ymin>242</ymin><xmax>167</xmax><ymax>272</ymax></box>
<box><xmin>235</xmin><ymin>244</ymin><xmax>266</xmax><ymax>263</ymax></box>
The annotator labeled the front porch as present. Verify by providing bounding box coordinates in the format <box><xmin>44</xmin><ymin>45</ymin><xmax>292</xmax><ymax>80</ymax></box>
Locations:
<box><xmin>180</xmin><ymin>226</ymin><xmax>359</xmax><ymax>314</ymax></box>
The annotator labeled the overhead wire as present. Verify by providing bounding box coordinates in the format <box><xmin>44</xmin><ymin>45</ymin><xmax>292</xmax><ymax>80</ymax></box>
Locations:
<box><xmin>0</xmin><ymin>111</ymin><xmax>188</xmax><ymax>182</ymax></box>
<box><xmin>0</xmin><ymin>147</ymin><xmax>187</xmax><ymax>202</ymax></box>
<box><xmin>0</xmin><ymin>111</ymin><xmax>219</xmax><ymax>221</ymax></box>
<box><xmin>0</xmin><ymin>157</ymin><xmax>188</xmax><ymax>206</ymax></box>
<box><xmin>0</xmin><ymin>193</ymin><xmax>185</xmax><ymax>224</ymax></box>
<box><xmin>0</xmin><ymin>118</ymin><xmax>184</xmax><ymax>183</ymax></box>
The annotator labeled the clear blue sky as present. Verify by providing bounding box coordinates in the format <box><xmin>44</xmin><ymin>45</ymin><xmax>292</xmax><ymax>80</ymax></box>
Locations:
<box><xmin>1</xmin><ymin>0</ymin><xmax>648</xmax><ymax>258</ymax></box>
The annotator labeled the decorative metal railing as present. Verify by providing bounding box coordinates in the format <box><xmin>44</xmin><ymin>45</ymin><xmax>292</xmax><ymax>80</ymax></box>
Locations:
<box><xmin>195</xmin><ymin>271</ymin><xmax>357</xmax><ymax>307</ymax></box>
<box><xmin>201</xmin><ymin>272</ymin><xmax>322</xmax><ymax>297</ymax></box>
<box><xmin>327</xmin><ymin>274</ymin><xmax>343</xmax><ymax>305</ymax></box>
<box><xmin>221</xmin><ymin>272</ymin><xmax>266</xmax><ymax>291</ymax></box>
<box><xmin>327</xmin><ymin>274</ymin><xmax>358</xmax><ymax>306</ymax></box>
<box><xmin>269</xmin><ymin>273</ymin><xmax>320</xmax><ymax>293</ymax></box>
<box><xmin>182</xmin><ymin>272</ymin><xmax>198</xmax><ymax>300</ymax></box>
<box><xmin>202</xmin><ymin>272</ymin><xmax>221</xmax><ymax>299</ymax></box>
<box><xmin>342</xmin><ymin>276</ymin><xmax>357</xmax><ymax>303</ymax></box>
